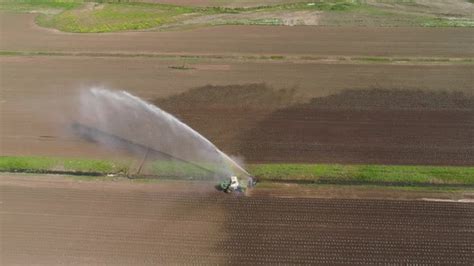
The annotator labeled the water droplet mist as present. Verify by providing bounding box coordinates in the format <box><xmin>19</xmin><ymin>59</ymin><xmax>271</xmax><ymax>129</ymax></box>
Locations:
<box><xmin>76</xmin><ymin>87</ymin><xmax>249</xmax><ymax>179</ymax></box>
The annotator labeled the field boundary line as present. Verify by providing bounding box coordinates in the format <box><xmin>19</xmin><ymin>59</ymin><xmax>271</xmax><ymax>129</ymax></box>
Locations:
<box><xmin>1</xmin><ymin>50</ymin><xmax>473</xmax><ymax>65</ymax></box>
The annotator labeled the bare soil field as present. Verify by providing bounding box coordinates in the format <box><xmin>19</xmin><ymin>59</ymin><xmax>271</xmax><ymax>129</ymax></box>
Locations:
<box><xmin>1</xmin><ymin>56</ymin><xmax>473</xmax><ymax>165</ymax></box>
<box><xmin>155</xmin><ymin>85</ymin><xmax>474</xmax><ymax>165</ymax></box>
<box><xmin>0</xmin><ymin>12</ymin><xmax>473</xmax><ymax>165</ymax></box>
<box><xmin>1</xmin><ymin>6</ymin><xmax>473</xmax><ymax>266</ymax></box>
<box><xmin>1</xmin><ymin>175</ymin><xmax>473</xmax><ymax>265</ymax></box>
<box><xmin>150</xmin><ymin>86</ymin><xmax>474</xmax><ymax>166</ymax></box>
<box><xmin>240</xmin><ymin>94</ymin><xmax>474</xmax><ymax>165</ymax></box>
<box><xmin>1</xmin><ymin>13</ymin><xmax>474</xmax><ymax>57</ymax></box>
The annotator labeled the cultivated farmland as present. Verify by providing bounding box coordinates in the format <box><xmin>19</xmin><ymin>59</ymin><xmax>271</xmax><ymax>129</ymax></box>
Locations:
<box><xmin>1</xmin><ymin>174</ymin><xmax>473</xmax><ymax>265</ymax></box>
<box><xmin>1</xmin><ymin>0</ymin><xmax>473</xmax><ymax>264</ymax></box>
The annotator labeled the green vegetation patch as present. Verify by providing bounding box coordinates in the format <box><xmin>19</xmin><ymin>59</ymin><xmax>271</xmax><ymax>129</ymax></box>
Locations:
<box><xmin>63</xmin><ymin>158</ymin><xmax>123</xmax><ymax>172</ymax></box>
<box><xmin>0</xmin><ymin>0</ymin><xmax>363</xmax><ymax>32</ymax></box>
<box><xmin>150</xmin><ymin>161</ymin><xmax>215</xmax><ymax>179</ymax></box>
<box><xmin>0</xmin><ymin>0</ymin><xmax>82</xmax><ymax>13</ymax></box>
<box><xmin>37</xmin><ymin>2</ymin><xmax>196</xmax><ymax>32</ymax></box>
<box><xmin>2</xmin><ymin>0</ymin><xmax>473</xmax><ymax>32</ymax></box>
<box><xmin>148</xmin><ymin>160</ymin><xmax>243</xmax><ymax>180</ymax></box>
<box><xmin>271</xmin><ymin>1</ymin><xmax>361</xmax><ymax>11</ymax></box>
<box><xmin>421</xmin><ymin>17</ymin><xmax>474</xmax><ymax>28</ymax></box>
<box><xmin>353</xmin><ymin>56</ymin><xmax>392</xmax><ymax>63</ymax></box>
<box><xmin>214</xmin><ymin>18</ymin><xmax>283</xmax><ymax>26</ymax></box>
<box><xmin>0</xmin><ymin>156</ymin><xmax>58</xmax><ymax>172</ymax></box>
<box><xmin>2</xmin><ymin>156</ymin><xmax>473</xmax><ymax>187</ymax></box>
<box><xmin>320</xmin><ymin>2</ymin><xmax>474</xmax><ymax>28</ymax></box>
<box><xmin>249</xmin><ymin>164</ymin><xmax>474</xmax><ymax>186</ymax></box>
<box><xmin>0</xmin><ymin>156</ymin><xmax>129</xmax><ymax>174</ymax></box>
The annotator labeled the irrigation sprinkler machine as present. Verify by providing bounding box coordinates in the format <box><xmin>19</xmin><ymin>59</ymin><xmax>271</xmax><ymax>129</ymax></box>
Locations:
<box><xmin>75</xmin><ymin>89</ymin><xmax>258</xmax><ymax>194</ymax></box>
<box><xmin>219</xmin><ymin>175</ymin><xmax>256</xmax><ymax>194</ymax></box>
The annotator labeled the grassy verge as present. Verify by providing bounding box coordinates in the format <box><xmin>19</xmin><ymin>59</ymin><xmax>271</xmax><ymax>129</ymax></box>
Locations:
<box><xmin>0</xmin><ymin>0</ymin><xmax>82</xmax><ymax>13</ymax></box>
<box><xmin>32</xmin><ymin>1</ymin><xmax>362</xmax><ymax>32</ymax></box>
<box><xmin>3</xmin><ymin>0</ymin><xmax>471</xmax><ymax>32</ymax></box>
<box><xmin>1</xmin><ymin>156</ymin><xmax>473</xmax><ymax>188</ymax></box>
<box><xmin>0</xmin><ymin>156</ymin><xmax>129</xmax><ymax>175</ymax></box>
<box><xmin>255</xmin><ymin>181</ymin><xmax>474</xmax><ymax>193</ymax></box>
<box><xmin>248</xmin><ymin>164</ymin><xmax>474</xmax><ymax>186</ymax></box>
<box><xmin>148</xmin><ymin>160</ymin><xmax>218</xmax><ymax>180</ymax></box>
<box><xmin>320</xmin><ymin>3</ymin><xmax>474</xmax><ymax>28</ymax></box>
<box><xmin>36</xmin><ymin>2</ymin><xmax>197</xmax><ymax>32</ymax></box>
<box><xmin>2</xmin><ymin>50</ymin><xmax>473</xmax><ymax>65</ymax></box>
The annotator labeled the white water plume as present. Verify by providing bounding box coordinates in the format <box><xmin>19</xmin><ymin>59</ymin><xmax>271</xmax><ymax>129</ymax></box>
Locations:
<box><xmin>77</xmin><ymin>87</ymin><xmax>249</xmax><ymax>178</ymax></box>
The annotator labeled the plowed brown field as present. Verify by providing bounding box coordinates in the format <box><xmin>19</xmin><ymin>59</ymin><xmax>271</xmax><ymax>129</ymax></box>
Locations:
<box><xmin>1</xmin><ymin>175</ymin><xmax>473</xmax><ymax>265</ymax></box>
<box><xmin>157</xmin><ymin>86</ymin><xmax>474</xmax><ymax>165</ymax></box>
<box><xmin>1</xmin><ymin>13</ymin><xmax>473</xmax><ymax>165</ymax></box>
<box><xmin>1</xmin><ymin>9</ymin><xmax>473</xmax><ymax>266</ymax></box>
<box><xmin>1</xmin><ymin>13</ymin><xmax>474</xmax><ymax>57</ymax></box>
<box><xmin>2</xmin><ymin>57</ymin><xmax>473</xmax><ymax>164</ymax></box>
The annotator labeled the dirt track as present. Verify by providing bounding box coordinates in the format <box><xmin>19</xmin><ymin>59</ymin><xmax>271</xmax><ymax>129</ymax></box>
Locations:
<box><xmin>2</xmin><ymin>13</ymin><xmax>474</xmax><ymax>57</ymax></box>
<box><xmin>1</xmin><ymin>175</ymin><xmax>473</xmax><ymax>265</ymax></box>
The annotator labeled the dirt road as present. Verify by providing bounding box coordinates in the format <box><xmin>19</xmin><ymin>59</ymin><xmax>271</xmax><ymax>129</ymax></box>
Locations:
<box><xmin>1</xmin><ymin>175</ymin><xmax>473</xmax><ymax>265</ymax></box>
<box><xmin>1</xmin><ymin>13</ymin><xmax>473</xmax><ymax>57</ymax></box>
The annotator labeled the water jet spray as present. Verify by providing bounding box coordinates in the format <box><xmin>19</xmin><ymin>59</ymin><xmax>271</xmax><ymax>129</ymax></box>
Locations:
<box><xmin>76</xmin><ymin>87</ymin><xmax>250</xmax><ymax>184</ymax></box>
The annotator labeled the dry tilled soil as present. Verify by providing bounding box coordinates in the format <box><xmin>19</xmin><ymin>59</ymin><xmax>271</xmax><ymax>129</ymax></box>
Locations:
<box><xmin>1</xmin><ymin>175</ymin><xmax>473</xmax><ymax>265</ymax></box>
<box><xmin>1</xmin><ymin>13</ymin><xmax>473</xmax><ymax>166</ymax></box>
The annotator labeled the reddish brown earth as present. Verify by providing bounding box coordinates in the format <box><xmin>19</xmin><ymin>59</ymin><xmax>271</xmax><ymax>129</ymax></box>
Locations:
<box><xmin>1</xmin><ymin>57</ymin><xmax>473</xmax><ymax>165</ymax></box>
<box><xmin>171</xmin><ymin>107</ymin><xmax>474</xmax><ymax>165</ymax></box>
<box><xmin>1</xmin><ymin>175</ymin><xmax>473</xmax><ymax>265</ymax></box>
<box><xmin>1</xmin><ymin>13</ymin><xmax>474</xmax><ymax>57</ymax></box>
<box><xmin>1</xmin><ymin>10</ymin><xmax>473</xmax><ymax>266</ymax></box>
<box><xmin>0</xmin><ymin>13</ymin><xmax>473</xmax><ymax>165</ymax></box>
<box><xmin>157</xmin><ymin>86</ymin><xmax>474</xmax><ymax>165</ymax></box>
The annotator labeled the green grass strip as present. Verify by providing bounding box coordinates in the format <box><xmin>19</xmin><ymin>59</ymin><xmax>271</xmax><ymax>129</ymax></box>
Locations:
<box><xmin>2</xmin><ymin>156</ymin><xmax>473</xmax><ymax>187</ymax></box>
<box><xmin>248</xmin><ymin>164</ymin><xmax>474</xmax><ymax>186</ymax></box>
<box><xmin>0</xmin><ymin>156</ymin><xmax>129</xmax><ymax>174</ymax></box>
<box><xmin>0</xmin><ymin>0</ymin><xmax>83</xmax><ymax>12</ymax></box>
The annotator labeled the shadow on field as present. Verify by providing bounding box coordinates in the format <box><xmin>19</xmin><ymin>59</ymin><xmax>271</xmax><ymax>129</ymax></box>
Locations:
<box><xmin>155</xmin><ymin>83</ymin><xmax>299</xmax><ymax>110</ymax></box>
<box><xmin>155</xmin><ymin>85</ymin><xmax>474</xmax><ymax>166</ymax></box>
<box><xmin>153</xmin><ymin>83</ymin><xmax>300</xmax><ymax>156</ymax></box>
<box><xmin>239</xmin><ymin>88</ymin><xmax>474</xmax><ymax>165</ymax></box>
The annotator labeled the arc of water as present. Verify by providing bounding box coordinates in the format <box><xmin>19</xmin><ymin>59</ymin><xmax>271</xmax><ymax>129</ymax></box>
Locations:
<box><xmin>121</xmin><ymin>91</ymin><xmax>250</xmax><ymax>177</ymax></box>
<box><xmin>89</xmin><ymin>88</ymin><xmax>250</xmax><ymax>177</ymax></box>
